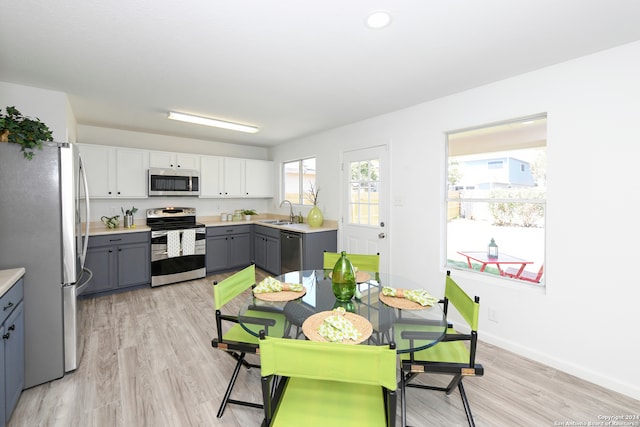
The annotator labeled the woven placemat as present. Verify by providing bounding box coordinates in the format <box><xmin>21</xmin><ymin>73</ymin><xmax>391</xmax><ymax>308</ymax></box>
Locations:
<box><xmin>379</xmin><ymin>293</ymin><xmax>430</xmax><ymax>310</ymax></box>
<box><xmin>253</xmin><ymin>285</ymin><xmax>306</xmax><ymax>302</ymax></box>
<box><xmin>328</xmin><ymin>271</ymin><xmax>371</xmax><ymax>283</ymax></box>
<box><xmin>301</xmin><ymin>311</ymin><xmax>373</xmax><ymax>344</ymax></box>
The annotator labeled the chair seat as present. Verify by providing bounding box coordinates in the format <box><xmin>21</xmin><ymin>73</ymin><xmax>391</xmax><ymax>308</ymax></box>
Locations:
<box><xmin>400</xmin><ymin>328</ymin><xmax>470</xmax><ymax>364</ymax></box>
<box><xmin>271</xmin><ymin>377</ymin><xmax>387</xmax><ymax>427</ymax></box>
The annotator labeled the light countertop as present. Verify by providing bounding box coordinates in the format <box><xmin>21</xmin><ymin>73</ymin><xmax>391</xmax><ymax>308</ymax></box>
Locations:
<box><xmin>0</xmin><ymin>267</ymin><xmax>25</xmax><ymax>298</ymax></box>
<box><xmin>87</xmin><ymin>216</ymin><xmax>337</xmax><ymax>236</ymax></box>
<box><xmin>198</xmin><ymin>216</ymin><xmax>338</xmax><ymax>233</ymax></box>
<box><xmin>85</xmin><ymin>221</ymin><xmax>151</xmax><ymax>236</ymax></box>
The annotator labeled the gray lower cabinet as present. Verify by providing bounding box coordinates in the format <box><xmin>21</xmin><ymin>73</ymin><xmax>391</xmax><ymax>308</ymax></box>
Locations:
<box><xmin>254</xmin><ymin>225</ymin><xmax>281</xmax><ymax>275</ymax></box>
<box><xmin>81</xmin><ymin>232</ymin><xmax>151</xmax><ymax>296</ymax></box>
<box><xmin>1</xmin><ymin>278</ymin><xmax>24</xmax><ymax>427</ymax></box>
<box><xmin>206</xmin><ymin>225</ymin><xmax>252</xmax><ymax>273</ymax></box>
<box><xmin>301</xmin><ymin>230</ymin><xmax>338</xmax><ymax>270</ymax></box>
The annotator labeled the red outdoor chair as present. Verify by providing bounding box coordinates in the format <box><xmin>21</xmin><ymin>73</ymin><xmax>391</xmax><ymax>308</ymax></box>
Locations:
<box><xmin>505</xmin><ymin>264</ymin><xmax>544</xmax><ymax>283</ymax></box>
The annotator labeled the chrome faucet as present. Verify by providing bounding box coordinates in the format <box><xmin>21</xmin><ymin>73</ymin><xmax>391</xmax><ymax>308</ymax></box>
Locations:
<box><xmin>280</xmin><ymin>200</ymin><xmax>295</xmax><ymax>222</ymax></box>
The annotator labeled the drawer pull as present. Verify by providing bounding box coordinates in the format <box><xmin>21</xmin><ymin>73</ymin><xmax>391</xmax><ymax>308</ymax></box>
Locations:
<box><xmin>3</xmin><ymin>301</ymin><xmax>13</xmax><ymax>311</ymax></box>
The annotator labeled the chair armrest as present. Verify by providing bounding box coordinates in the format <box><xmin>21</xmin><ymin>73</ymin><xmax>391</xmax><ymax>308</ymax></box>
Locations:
<box><xmin>400</xmin><ymin>330</ymin><xmax>445</xmax><ymax>341</ymax></box>
<box><xmin>441</xmin><ymin>332</ymin><xmax>472</xmax><ymax>342</ymax></box>
<box><xmin>239</xmin><ymin>315</ymin><xmax>277</xmax><ymax>328</ymax></box>
<box><xmin>247</xmin><ymin>304</ymin><xmax>284</xmax><ymax>314</ymax></box>
<box><xmin>218</xmin><ymin>314</ymin><xmax>240</xmax><ymax>324</ymax></box>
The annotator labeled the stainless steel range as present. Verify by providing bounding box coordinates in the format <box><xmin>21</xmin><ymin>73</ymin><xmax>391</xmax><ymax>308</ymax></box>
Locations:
<box><xmin>147</xmin><ymin>207</ymin><xmax>206</xmax><ymax>286</ymax></box>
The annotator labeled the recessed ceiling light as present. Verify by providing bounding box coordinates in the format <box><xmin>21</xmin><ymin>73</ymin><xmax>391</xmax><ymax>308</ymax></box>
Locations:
<box><xmin>168</xmin><ymin>111</ymin><xmax>259</xmax><ymax>134</ymax></box>
<box><xmin>366</xmin><ymin>10</ymin><xmax>392</xmax><ymax>29</ymax></box>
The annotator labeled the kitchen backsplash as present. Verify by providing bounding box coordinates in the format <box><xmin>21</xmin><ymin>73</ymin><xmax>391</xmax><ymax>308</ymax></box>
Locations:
<box><xmin>88</xmin><ymin>198</ymin><xmax>273</xmax><ymax>222</ymax></box>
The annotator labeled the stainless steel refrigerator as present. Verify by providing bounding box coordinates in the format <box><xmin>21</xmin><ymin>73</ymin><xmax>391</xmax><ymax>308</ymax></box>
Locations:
<box><xmin>0</xmin><ymin>141</ymin><xmax>91</xmax><ymax>388</ymax></box>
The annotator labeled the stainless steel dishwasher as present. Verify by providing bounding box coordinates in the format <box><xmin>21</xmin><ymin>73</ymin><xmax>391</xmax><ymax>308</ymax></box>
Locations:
<box><xmin>280</xmin><ymin>230</ymin><xmax>303</xmax><ymax>274</ymax></box>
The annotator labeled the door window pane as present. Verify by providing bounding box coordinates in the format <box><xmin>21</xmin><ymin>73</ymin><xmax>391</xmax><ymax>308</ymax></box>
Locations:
<box><xmin>349</xmin><ymin>159</ymin><xmax>379</xmax><ymax>226</ymax></box>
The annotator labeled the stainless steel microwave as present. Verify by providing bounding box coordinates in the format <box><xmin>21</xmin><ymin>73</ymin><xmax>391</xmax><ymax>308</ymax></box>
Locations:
<box><xmin>148</xmin><ymin>168</ymin><xmax>199</xmax><ymax>196</ymax></box>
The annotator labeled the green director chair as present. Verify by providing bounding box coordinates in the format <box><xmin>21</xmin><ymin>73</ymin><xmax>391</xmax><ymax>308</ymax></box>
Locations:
<box><xmin>399</xmin><ymin>270</ymin><xmax>484</xmax><ymax>427</ymax></box>
<box><xmin>259</xmin><ymin>334</ymin><xmax>397</xmax><ymax>427</ymax></box>
<box><xmin>211</xmin><ymin>264</ymin><xmax>285</xmax><ymax>418</ymax></box>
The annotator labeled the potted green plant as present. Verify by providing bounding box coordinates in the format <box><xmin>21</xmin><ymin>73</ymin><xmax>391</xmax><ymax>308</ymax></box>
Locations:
<box><xmin>242</xmin><ymin>209</ymin><xmax>257</xmax><ymax>220</ymax></box>
<box><xmin>0</xmin><ymin>106</ymin><xmax>54</xmax><ymax>160</ymax></box>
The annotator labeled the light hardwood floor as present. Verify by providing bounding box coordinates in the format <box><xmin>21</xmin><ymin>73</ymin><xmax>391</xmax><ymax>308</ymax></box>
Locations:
<box><xmin>8</xmin><ymin>269</ymin><xmax>639</xmax><ymax>427</ymax></box>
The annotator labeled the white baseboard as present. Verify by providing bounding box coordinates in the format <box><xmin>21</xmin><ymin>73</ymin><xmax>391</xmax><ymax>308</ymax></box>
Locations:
<box><xmin>478</xmin><ymin>329</ymin><xmax>640</xmax><ymax>401</ymax></box>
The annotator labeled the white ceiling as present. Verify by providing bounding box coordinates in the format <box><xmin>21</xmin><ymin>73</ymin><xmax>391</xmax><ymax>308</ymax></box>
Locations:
<box><xmin>2</xmin><ymin>0</ymin><xmax>640</xmax><ymax>147</ymax></box>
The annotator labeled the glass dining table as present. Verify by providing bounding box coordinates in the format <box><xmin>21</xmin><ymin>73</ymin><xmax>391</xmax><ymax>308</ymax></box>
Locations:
<box><xmin>238</xmin><ymin>269</ymin><xmax>448</xmax><ymax>353</ymax></box>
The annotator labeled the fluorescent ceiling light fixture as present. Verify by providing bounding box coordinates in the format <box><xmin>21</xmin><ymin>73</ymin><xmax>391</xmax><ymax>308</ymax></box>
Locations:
<box><xmin>366</xmin><ymin>10</ymin><xmax>392</xmax><ymax>29</ymax></box>
<box><xmin>167</xmin><ymin>111</ymin><xmax>259</xmax><ymax>133</ymax></box>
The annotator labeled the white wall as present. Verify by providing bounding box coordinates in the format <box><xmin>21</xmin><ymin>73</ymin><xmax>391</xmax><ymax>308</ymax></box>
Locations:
<box><xmin>271</xmin><ymin>41</ymin><xmax>640</xmax><ymax>400</ymax></box>
<box><xmin>78</xmin><ymin>125</ymin><xmax>270</xmax><ymax>159</ymax></box>
<box><xmin>0</xmin><ymin>81</ymin><xmax>73</xmax><ymax>142</ymax></box>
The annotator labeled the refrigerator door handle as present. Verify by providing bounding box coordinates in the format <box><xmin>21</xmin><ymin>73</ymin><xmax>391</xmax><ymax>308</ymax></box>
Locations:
<box><xmin>76</xmin><ymin>267</ymin><xmax>93</xmax><ymax>296</ymax></box>
<box><xmin>79</xmin><ymin>155</ymin><xmax>91</xmax><ymax>267</ymax></box>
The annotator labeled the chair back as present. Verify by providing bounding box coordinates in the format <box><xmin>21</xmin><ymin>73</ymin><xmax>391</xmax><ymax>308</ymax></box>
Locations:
<box><xmin>323</xmin><ymin>251</ymin><xmax>380</xmax><ymax>272</ymax></box>
<box><xmin>445</xmin><ymin>273</ymin><xmax>480</xmax><ymax>331</ymax></box>
<box><xmin>213</xmin><ymin>264</ymin><xmax>256</xmax><ymax>310</ymax></box>
<box><xmin>259</xmin><ymin>336</ymin><xmax>397</xmax><ymax>391</ymax></box>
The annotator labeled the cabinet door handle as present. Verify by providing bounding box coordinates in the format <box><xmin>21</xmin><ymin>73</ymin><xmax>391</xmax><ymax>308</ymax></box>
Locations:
<box><xmin>109</xmin><ymin>238</ymin><xmax>122</xmax><ymax>242</ymax></box>
<box><xmin>2</xmin><ymin>333</ymin><xmax>9</xmax><ymax>340</ymax></box>
<box><xmin>3</xmin><ymin>301</ymin><xmax>13</xmax><ymax>311</ymax></box>
<box><xmin>8</xmin><ymin>324</ymin><xmax>15</xmax><ymax>331</ymax></box>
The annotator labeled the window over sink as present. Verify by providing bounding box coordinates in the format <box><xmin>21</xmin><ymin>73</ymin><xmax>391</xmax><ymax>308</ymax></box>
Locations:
<box><xmin>282</xmin><ymin>157</ymin><xmax>316</xmax><ymax>205</ymax></box>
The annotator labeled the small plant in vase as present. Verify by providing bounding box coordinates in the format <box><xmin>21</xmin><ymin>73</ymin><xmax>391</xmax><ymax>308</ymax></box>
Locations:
<box><xmin>305</xmin><ymin>183</ymin><xmax>324</xmax><ymax>227</ymax></box>
<box><xmin>242</xmin><ymin>209</ymin><xmax>257</xmax><ymax>220</ymax></box>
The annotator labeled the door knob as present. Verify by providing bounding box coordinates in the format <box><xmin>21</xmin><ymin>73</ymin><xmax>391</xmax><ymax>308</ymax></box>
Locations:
<box><xmin>378</xmin><ymin>233</ymin><xmax>386</xmax><ymax>239</ymax></box>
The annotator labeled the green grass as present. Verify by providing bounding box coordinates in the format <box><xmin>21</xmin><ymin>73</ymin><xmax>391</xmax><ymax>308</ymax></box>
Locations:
<box><xmin>447</xmin><ymin>259</ymin><xmax>501</xmax><ymax>276</ymax></box>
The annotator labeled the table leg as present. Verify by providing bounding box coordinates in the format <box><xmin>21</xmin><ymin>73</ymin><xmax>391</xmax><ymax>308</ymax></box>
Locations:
<box><xmin>479</xmin><ymin>263</ymin><xmax>487</xmax><ymax>272</ymax></box>
<box><xmin>465</xmin><ymin>257</ymin><xmax>473</xmax><ymax>269</ymax></box>
<box><xmin>495</xmin><ymin>264</ymin><xmax>504</xmax><ymax>275</ymax></box>
<box><xmin>515</xmin><ymin>264</ymin><xmax>526</xmax><ymax>278</ymax></box>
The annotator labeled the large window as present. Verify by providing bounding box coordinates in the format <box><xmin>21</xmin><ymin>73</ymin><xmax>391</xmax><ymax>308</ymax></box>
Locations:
<box><xmin>446</xmin><ymin>114</ymin><xmax>547</xmax><ymax>285</ymax></box>
<box><xmin>283</xmin><ymin>157</ymin><xmax>316</xmax><ymax>205</ymax></box>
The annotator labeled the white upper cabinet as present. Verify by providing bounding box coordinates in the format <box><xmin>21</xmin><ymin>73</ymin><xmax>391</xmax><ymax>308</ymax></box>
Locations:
<box><xmin>199</xmin><ymin>156</ymin><xmax>274</xmax><ymax>198</ymax></box>
<box><xmin>149</xmin><ymin>151</ymin><xmax>200</xmax><ymax>171</ymax></box>
<box><xmin>223</xmin><ymin>157</ymin><xmax>245</xmax><ymax>197</ymax></box>
<box><xmin>199</xmin><ymin>155</ymin><xmax>224</xmax><ymax>197</ymax></box>
<box><xmin>79</xmin><ymin>144</ymin><xmax>149</xmax><ymax>198</ymax></box>
<box><xmin>80</xmin><ymin>144</ymin><xmax>272</xmax><ymax>200</ymax></box>
<box><xmin>245</xmin><ymin>159</ymin><xmax>274</xmax><ymax>197</ymax></box>
<box><xmin>116</xmin><ymin>149</ymin><xmax>149</xmax><ymax>198</ymax></box>
<box><xmin>80</xmin><ymin>144</ymin><xmax>115</xmax><ymax>198</ymax></box>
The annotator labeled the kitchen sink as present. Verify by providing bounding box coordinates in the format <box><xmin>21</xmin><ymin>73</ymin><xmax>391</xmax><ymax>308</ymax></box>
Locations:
<box><xmin>259</xmin><ymin>219</ymin><xmax>294</xmax><ymax>225</ymax></box>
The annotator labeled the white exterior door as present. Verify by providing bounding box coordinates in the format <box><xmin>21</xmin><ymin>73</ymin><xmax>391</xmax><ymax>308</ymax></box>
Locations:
<box><xmin>341</xmin><ymin>145</ymin><xmax>389</xmax><ymax>273</ymax></box>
